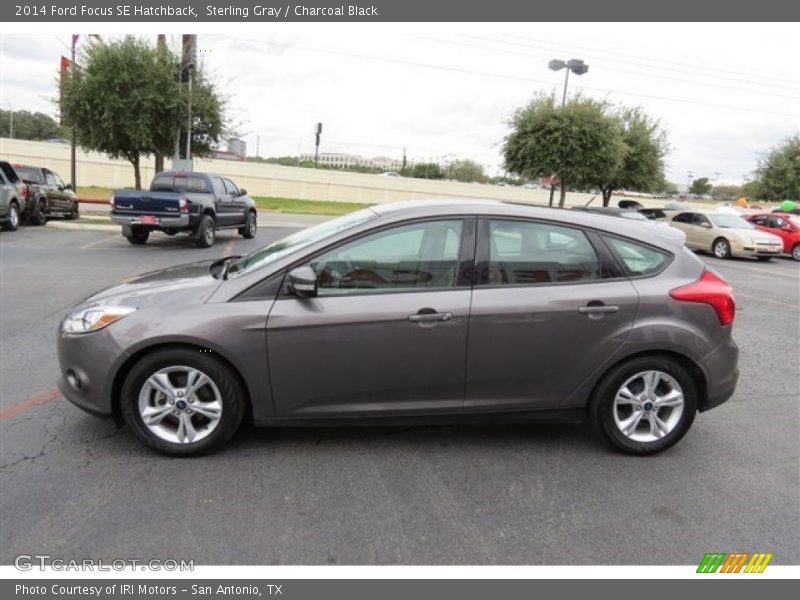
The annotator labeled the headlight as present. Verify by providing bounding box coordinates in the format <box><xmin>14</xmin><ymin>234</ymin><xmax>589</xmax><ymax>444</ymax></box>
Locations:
<box><xmin>62</xmin><ymin>306</ymin><xmax>137</xmax><ymax>334</ymax></box>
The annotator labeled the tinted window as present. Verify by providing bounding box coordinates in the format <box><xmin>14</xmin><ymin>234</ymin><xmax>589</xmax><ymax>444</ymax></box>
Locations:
<box><xmin>223</xmin><ymin>179</ymin><xmax>238</xmax><ymax>195</ymax></box>
<box><xmin>750</xmin><ymin>215</ymin><xmax>769</xmax><ymax>225</ymax></box>
<box><xmin>310</xmin><ymin>220</ymin><xmax>463</xmax><ymax>294</ymax></box>
<box><xmin>151</xmin><ymin>175</ymin><xmax>174</xmax><ymax>191</ymax></box>
<box><xmin>151</xmin><ymin>175</ymin><xmax>208</xmax><ymax>193</ymax></box>
<box><xmin>14</xmin><ymin>167</ymin><xmax>44</xmax><ymax>183</ymax></box>
<box><xmin>0</xmin><ymin>163</ymin><xmax>18</xmax><ymax>183</ymax></box>
<box><xmin>211</xmin><ymin>177</ymin><xmax>226</xmax><ymax>198</ymax></box>
<box><xmin>605</xmin><ymin>237</ymin><xmax>670</xmax><ymax>277</ymax></box>
<box><xmin>672</xmin><ymin>212</ymin><xmax>693</xmax><ymax>223</ymax></box>
<box><xmin>692</xmin><ymin>214</ymin><xmax>710</xmax><ymax>226</ymax></box>
<box><xmin>52</xmin><ymin>172</ymin><xmax>65</xmax><ymax>188</ymax></box>
<box><xmin>487</xmin><ymin>220</ymin><xmax>599</xmax><ymax>285</ymax></box>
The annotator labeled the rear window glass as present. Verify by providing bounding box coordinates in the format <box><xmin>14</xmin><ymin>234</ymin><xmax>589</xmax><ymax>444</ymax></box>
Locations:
<box><xmin>0</xmin><ymin>162</ymin><xmax>19</xmax><ymax>183</ymax></box>
<box><xmin>150</xmin><ymin>175</ymin><xmax>208</xmax><ymax>193</ymax></box>
<box><xmin>604</xmin><ymin>237</ymin><xmax>671</xmax><ymax>277</ymax></box>
<box><xmin>14</xmin><ymin>167</ymin><xmax>44</xmax><ymax>183</ymax></box>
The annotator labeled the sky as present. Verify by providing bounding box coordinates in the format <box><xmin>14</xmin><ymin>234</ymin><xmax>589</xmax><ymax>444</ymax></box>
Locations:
<box><xmin>1</xmin><ymin>23</ymin><xmax>798</xmax><ymax>185</ymax></box>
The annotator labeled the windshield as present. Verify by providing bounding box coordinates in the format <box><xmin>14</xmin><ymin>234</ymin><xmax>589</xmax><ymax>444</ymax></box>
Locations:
<box><xmin>14</xmin><ymin>167</ymin><xmax>44</xmax><ymax>183</ymax></box>
<box><xmin>710</xmin><ymin>214</ymin><xmax>752</xmax><ymax>229</ymax></box>
<box><xmin>226</xmin><ymin>209</ymin><xmax>377</xmax><ymax>278</ymax></box>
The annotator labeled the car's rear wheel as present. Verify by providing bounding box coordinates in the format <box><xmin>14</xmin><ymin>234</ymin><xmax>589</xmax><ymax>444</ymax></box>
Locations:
<box><xmin>712</xmin><ymin>238</ymin><xmax>731</xmax><ymax>259</ymax></box>
<box><xmin>239</xmin><ymin>210</ymin><xmax>257</xmax><ymax>239</ymax></box>
<box><xmin>792</xmin><ymin>244</ymin><xmax>800</xmax><ymax>261</ymax></box>
<box><xmin>589</xmin><ymin>356</ymin><xmax>698</xmax><ymax>455</ymax></box>
<box><xmin>66</xmin><ymin>202</ymin><xmax>79</xmax><ymax>220</ymax></box>
<box><xmin>30</xmin><ymin>199</ymin><xmax>47</xmax><ymax>226</ymax></box>
<box><xmin>2</xmin><ymin>203</ymin><xmax>19</xmax><ymax>231</ymax></box>
<box><xmin>120</xmin><ymin>348</ymin><xmax>246</xmax><ymax>456</ymax></box>
<box><xmin>125</xmin><ymin>227</ymin><xmax>150</xmax><ymax>245</ymax></box>
<box><xmin>195</xmin><ymin>214</ymin><xmax>216</xmax><ymax>248</ymax></box>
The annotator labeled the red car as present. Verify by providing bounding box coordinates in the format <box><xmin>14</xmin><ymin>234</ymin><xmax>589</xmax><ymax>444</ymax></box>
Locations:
<box><xmin>745</xmin><ymin>212</ymin><xmax>800</xmax><ymax>261</ymax></box>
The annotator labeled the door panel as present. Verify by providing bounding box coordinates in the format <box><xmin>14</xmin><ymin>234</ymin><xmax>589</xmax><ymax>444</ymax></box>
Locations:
<box><xmin>267</xmin><ymin>290</ymin><xmax>472</xmax><ymax>417</ymax></box>
<box><xmin>465</xmin><ymin>217</ymin><xmax>638</xmax><ymax>411</ymax></box>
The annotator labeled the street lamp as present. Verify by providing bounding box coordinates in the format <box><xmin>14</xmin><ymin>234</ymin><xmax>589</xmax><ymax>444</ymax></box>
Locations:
<box><xmin>546</xmin><ymin>58</ymin><xmax>589</xmax><ymax>206</ymax></box>
<box><xmin>549</xmin><ymin>58</ymin><xmax>589</xmax><ymax>107</ymax></box>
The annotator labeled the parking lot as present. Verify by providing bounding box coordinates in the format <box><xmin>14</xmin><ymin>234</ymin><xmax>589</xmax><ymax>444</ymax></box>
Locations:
<box><xmin>1</xmin><ymin>222</ymin><xmax>798</xmax><ymax>565</ymax></box>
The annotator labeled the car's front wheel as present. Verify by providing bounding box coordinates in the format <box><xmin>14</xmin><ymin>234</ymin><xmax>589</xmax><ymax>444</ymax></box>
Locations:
<box><xmin>66</xmin><ymin>202</ymin><xmax>79</xmax><ymax>220</ymax></box>
<box><xmin>120</xmin><ymin>348</ymin><xmax>246</xmax><ymax>456</ymax></box>
<box><xmin>239</xmin><ymin>210</ymin><xmax>257</xmax><ymax>239</ymax></box>
<box><xmin>712</xmin><ymin>238</ymin><xmax>732</xmax><ymax>259</ymax></box>
<box><xmin>30</xmin><ymin>199</ymin><xmax>47</xmax><ymax>226</ymax></box>
<box><xmin>589</xmin><ymin>356</ymin><xmax>698</xmax><ymax>455</ymax></box>
<box><xmin>792</xmin><ymin>244</ymin><xmax>800</xmax><ymax>261</ymax></box>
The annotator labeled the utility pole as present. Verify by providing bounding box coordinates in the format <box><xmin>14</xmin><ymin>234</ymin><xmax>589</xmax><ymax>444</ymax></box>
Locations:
<box><xmin>154</xmin><ymin>34</ymin><xmax>166</xmax><ymax>173</ymax></box>
<box><xmin>256</xmin><ymin>135</ymin><xmax>260</xmax><ymax>158</ymax></box>
<box><xmin>314</xmin><ymin>122</ymin><xmax>322</xmax><ymax>168</ymax></box>
<box><xmin>70</xmin><ymin>34</ymin><xmax>78</xmax><ymax>189</ymax></box>
<box><xmin>687</xmin><ymin>170</ymin><xmax>694</xmax><ymax>192</ymax></box>
<box><xmin>175</xmin><ymin>34</ymin><xmax>196</xmax><ymax>170</ymax></box>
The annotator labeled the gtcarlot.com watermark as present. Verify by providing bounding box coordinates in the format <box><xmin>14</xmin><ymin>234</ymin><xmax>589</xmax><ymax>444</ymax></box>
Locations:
<box><xmin>14</xmin><ymin>554</ymin><xmax>194</xmax><ymax>572</ymax></box>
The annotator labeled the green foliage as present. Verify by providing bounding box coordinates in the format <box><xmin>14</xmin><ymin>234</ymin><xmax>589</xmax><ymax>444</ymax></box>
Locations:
<box><xmin>712</xmin><ymin>184</ymin><xmax>743</xmax><ymax>200</ymax></box>
<box><xmin>599</xmin><ymin>107</ymin><xmax>668</xmax><ymax>205</ymax></box>
<box><xmin>503</xmin><ymin>95</ymin><xmax>624</xmax><ymax>207</ymax></box>
<box><xmin>404</xmin><ymin>162</ymin><xmax>446</xmax><ymax>179</ymax></box>
<box><xmin>0</xmin><ymin>110</ymin><xmax>64</xmax><ymax>140</ymax></box>
<box><xmin>447</xmin><ymin>159</ymin><xmax>486</xmax><ymax>183</ymax></box>
<box><xmin>60</xmin><ymin>36</ymin><xmax>225</xmax><ymax>189</ymax></box>
<box><xmin>689</xmin><ymin>177</ymin><xmax>712</xmax><ymax>195</ymax></box>
<box><xmin>753</xmin><ymin>134</ymin><xmax>800</xmax><ymax>201</ymax></box>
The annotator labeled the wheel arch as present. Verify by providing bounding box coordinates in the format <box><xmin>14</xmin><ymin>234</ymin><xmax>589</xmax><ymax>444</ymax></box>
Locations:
<box><xmin>110</xmin><ymin>341</ymin><xmax>253</xmax><ymax>426</ymax></box>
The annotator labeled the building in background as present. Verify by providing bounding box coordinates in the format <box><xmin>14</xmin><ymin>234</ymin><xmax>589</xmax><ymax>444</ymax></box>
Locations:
<box><xmin>299</xmin><ymin>152</ymin><xmax>406</xmax><ymax>171</ymax></box>
<box><xmin>212</xmin><ymin>137</ymin><xmax>247</xmax><ymax>161</ymax></box>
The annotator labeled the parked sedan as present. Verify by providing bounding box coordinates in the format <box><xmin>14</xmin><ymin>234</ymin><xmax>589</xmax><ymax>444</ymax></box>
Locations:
<box><xmin>668</xmin><ymin>210</ymin><xmax>783</xmax><ymax>260</ymax></box>
<box><xmin>57</xmin><ymin>200</ymin><xmax>739</xmax><ymax>456</ymax></box>
<box><xmin>744</xmin><ymin>212</ymin><xmax>800</xmax><ymax>261</ymax></box>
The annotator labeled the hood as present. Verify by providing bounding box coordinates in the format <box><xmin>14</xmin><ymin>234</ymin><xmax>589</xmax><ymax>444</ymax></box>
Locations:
<box><xmin>73</xmin><ymin>260</ymin><xmax>222</xmax><ymax>311</ymax></box>
<box><xmin>726</xmin><ymin>228</ymin><xmax>780</xmax><ymax>242</ymax></box>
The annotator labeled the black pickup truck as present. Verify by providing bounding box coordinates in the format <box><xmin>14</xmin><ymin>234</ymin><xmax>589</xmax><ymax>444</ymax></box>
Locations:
<box><xmin>110</xmin><ymin>171</ymin><xmax>258</xmax><ymax>247</ymax></box>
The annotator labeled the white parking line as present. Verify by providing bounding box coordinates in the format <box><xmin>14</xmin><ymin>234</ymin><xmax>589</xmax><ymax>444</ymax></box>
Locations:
<box><xmin>80</xmin><ymin>234</ymin><xmax>121</xmax><ymax>250</ymax></box>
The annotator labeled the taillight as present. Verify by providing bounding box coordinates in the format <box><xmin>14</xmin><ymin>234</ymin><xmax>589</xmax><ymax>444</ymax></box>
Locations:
<box><xmin>670</xmin><ymin>269</ymin><xmax>735</xmax><ymax>326</ymax></box>
<box><xmin>20</xmin><ymin>183</ymin><xmax>29</xmax><ymax>199</ymax></box>
<box><xmin>178</xmin><ymin>195</ymin><xmax>189</xmax><ymax>213</ymax></box>
<box><xmin>109</xmin><ymin>194</ymin><xmax>115</xmax><ymax>208</ymax></box>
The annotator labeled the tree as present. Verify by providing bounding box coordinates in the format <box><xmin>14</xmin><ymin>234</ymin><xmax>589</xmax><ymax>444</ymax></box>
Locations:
<box><xmin>753</xmin><ymin>134</ymin><xmax>800</xmax><ymax>200</ymax></box>
<box><xmin>689</xmin><ymin>177</ymin><xmax>712</xmax><ymax>195</ymax></box>
<box><xmin>0</xmin><ymin>109</ymin><xmax>63</xmax><ymax>140</ymax></box>
<box><xmin>503</xmin><ymin>95</ymin><xmax>624</xmax><ymax>208</ymax></box>
<box><xmin>597</xmin><ymin>107</ymin><xmax>668</xmax><ymax>206</ymax></box>
<box><xmin>404</xmin><ymin>162</ymin><xmax>445</xmax><ymax>179</ymax></box>
<box><xmin>60</xmin><ymin>36</ymin><xmax>225</xmax><ymax>189</ymax></box>
<box><xmin>712</xmin><ymin>184</ymin><xmax>743</xmax><ymax>200</ymax></box>
<box><xmin>448</xmin><ymin>159</ymin><xmax>486</xmax><ymax>183</ymax></box>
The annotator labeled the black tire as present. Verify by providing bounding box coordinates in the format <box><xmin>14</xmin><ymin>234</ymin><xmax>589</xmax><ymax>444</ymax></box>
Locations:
<box><xmin>1</xmin><ymin>202</ymin><xmax>20</xmax><ymax>231</ymax></box>
<box><xmin>791</xmin><ymin>244</ymin><xmax>800</xmax><ymax>262</ymax></box>
<box><xmin>30</xmin><ymin>199</ymin><xmax>47</xmax><ymax>226</ymax></box>
<box><xmin>125</xmin><ymin>227</ymin><xmax>150</xmax><ymax>245</ymax></box>
<box><xmin>589</xmin><ymin>355</ymin><xmax>698</xmax><ymax>455</ymax></box>
<box><xmin>712</xmin><ymin>237</ymin><xmax>731</xmax><ymax>259</ymax></box>
<box><xmin>120</xmin><ymin>348</ymin><xmax>246</xmax><ymax>456</ymax></box>
<box><xmin>757</xmin><ymin>256</ymin><xmax>772</xmax><ymax>262</ymax></box>
<box><xmin>239</xmin><ymin>210</ymin><xmax>257</xmax><ymax>239</ymax></box>
<box><xmin>65</xmin><ymin>202</ymin><xmax>79</xmax><ymax>220</ymax></box>
<box><xmin>194</xmin><ymin>214</ymin><xmax>216</xmax><ymax>248</ymax></box>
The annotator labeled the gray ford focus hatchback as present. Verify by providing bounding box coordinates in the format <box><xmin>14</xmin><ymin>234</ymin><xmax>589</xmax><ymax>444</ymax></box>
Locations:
<box><xmin>57</xmin><ymin>200</ymin><xmax>739</xmax><ymax>456</ymax></box>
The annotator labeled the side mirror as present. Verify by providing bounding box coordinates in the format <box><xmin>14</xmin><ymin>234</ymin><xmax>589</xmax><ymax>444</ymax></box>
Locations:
<box><xmin>238</xmin><ymin>189</ymin><xmax>247</xmax><ymax>196</ymax></box>
<box><xmin>288</xmin><ymin>266</ymin><xmax>317</xmax><ymax>298</ymax></box>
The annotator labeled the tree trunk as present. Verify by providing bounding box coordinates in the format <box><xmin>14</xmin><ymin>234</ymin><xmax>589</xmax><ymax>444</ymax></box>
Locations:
<box><xmin>155</xmin><ymin>154</ymin><xmax>164</xmax><ymax>174</ymax></box>
<box><xmin>131</xmin><ymin>155</ymin><xmax>141</xmax><ymax>190</ymax></box>
<box><xmin>559</xmin><ymin>181</ymin><xmax>567</xmax><ymax>208</ymax></box>
<box><xmin>602</xmin><ymin>187</ymin><xmax>614</xmax><ymax>207</ymax></box>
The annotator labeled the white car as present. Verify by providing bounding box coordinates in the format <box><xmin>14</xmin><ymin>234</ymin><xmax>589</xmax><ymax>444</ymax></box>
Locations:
<box><xmin>668</xmin><ymin>210</ymin><xmax>783</xmax><ymax>260</ymax></box>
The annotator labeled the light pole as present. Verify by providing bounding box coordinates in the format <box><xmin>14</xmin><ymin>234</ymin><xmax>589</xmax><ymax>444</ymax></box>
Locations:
<box><xmin>547</xmin><ymin>58</ymin><xmax>589</xmax><ymax>207</ymax></box>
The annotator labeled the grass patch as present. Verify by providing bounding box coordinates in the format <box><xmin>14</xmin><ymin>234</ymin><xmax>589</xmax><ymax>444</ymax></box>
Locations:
<box><xmin>253</xmin><ymin>196</ymin><xmax>372</xmax><ymax>216</ymax></box>
<box><xmin>77</xmin><ymin>186</ymin><xmax>115</xmax><ymax>200</ymax></box>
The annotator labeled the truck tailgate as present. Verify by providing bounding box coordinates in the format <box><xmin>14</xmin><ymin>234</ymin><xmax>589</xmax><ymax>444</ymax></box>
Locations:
<box><xmin>112</xmin><ymin>191</ymin><xmax>182</xmax><ymax>216</ymax></box>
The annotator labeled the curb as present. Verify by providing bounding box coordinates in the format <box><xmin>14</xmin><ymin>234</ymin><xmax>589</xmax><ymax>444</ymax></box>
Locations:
<box><xmin>45</xmin><ymin>220</ymin><xmax>119</xmax><ymax>232</ymax></box>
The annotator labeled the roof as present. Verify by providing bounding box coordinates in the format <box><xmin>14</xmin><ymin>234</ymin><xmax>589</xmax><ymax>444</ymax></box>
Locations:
<box><xmin>370</xmin><ymin>198</ymin><xmax>686</xmax><ymax>250</ymax></box>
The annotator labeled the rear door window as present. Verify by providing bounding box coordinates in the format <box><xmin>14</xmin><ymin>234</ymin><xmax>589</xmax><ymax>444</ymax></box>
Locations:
<box><xmin>604</xmin><ymin>236</ymin><xmax>671</xmax><ymax>277</ymax></box>
<box><xmin>486</xmin><ymin>219</ymin><xmax>600</xmax><ymax>285</ymax></box>
<box><xmin>211</xmin><ymin>177</ymin><xmax>226</xmax><ymax>198</ymax></box>
<box><xmin>223</xmin><ymin>179</ymin><xmax>239</xmax><ymax>196</ymax></box>
<box><xmin>672</xmin><ymin>212</ymin><xmax>693</xmax><ymax>223</ymax></box>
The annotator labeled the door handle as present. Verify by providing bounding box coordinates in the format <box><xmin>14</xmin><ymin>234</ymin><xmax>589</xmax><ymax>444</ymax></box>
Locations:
<box><xmin>408</xmin><ymin>311</ymin><xmax>452</xmax><ymax>323</ymax></box>
<box><xmin>578</xmin><ymin>303</ymin><xmax>619</xmax><ymax>315</ymax></box>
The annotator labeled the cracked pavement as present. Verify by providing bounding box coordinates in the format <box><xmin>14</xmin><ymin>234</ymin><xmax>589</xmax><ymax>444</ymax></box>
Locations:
<box><xmin>1</xmin><ymin>225</ymin><xmax>798</xmax><ymax>565</ymax></box>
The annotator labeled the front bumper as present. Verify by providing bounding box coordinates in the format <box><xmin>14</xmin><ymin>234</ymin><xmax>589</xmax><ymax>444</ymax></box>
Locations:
<box><xmin>698</xmin><ymin>334</ymin><xmax>739</xmax><ymax>412</ymax></box>
<box><xmin>733</xmin><ymin>241</ymin><xmax>783</xmax><ymax>258</ymax></box>
<box><xmin>111</xmin><ymin>213</ymin><xmax>190</xmax><ymax>228</ymax></box>
<box><xmin>57</xmin><ymin>324</ymin><xmax>129</xmax><ymax>419</ymax></box>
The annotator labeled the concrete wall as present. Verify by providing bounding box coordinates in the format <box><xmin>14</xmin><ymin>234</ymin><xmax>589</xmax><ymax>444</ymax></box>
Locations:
<box><xmin>0</xmin><ymin>137</ymin><xmax>601</xmax><ymax>207</ymax></box>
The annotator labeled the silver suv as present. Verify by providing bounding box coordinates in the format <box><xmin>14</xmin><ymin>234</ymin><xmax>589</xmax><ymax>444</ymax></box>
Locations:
<box><xmin>56</xmin><ymin>200</ymin><xmax>739</xmax><ymax>456</ymax></box>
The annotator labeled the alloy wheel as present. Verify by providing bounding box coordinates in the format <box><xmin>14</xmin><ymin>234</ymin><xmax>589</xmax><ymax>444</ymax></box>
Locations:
<box><xmin>10</xmin><ymin>206</ymin><xmax>19</xmax><ymax>228</ymax></box>
<box><xmin>612</xmin><ymin>370</ymin><xmax>685</xmax><ymax>443</ymax></box>
<box><xmin>137</xmin><ymin>366</ymin><xmax>223</xmax><ymax>444</ymax></box>
<box><xmin>793</xmin><ymin>245</ymin><xmax>800</xmax><ymax>261</ymax></box>
<box><xmin>714</xmin><ymin>240</ymin><xmax>729</xmax><ymax>258</ymax></box>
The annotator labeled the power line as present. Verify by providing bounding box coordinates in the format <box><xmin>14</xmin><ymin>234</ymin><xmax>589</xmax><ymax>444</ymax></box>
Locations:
<box><xmin>418</xmin><ymin>36</ymin><xmax>799</xmax><ymax>99</ymax></box>
<box><xmin>468</xmin><ymin>34</ymin><xmax>800</xmax><ymax>90</ymax></box>
<box><xmin>226</xmin><ymin>36</ymin><xmax>798</xmax><ymax>118</ymax></box>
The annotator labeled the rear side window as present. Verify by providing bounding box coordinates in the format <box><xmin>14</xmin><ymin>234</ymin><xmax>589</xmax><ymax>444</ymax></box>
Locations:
<box><xmin>604</xmin><ymin>237</ymin><xmax>671</xmax><ymax>277</ymax></box>
<box><xmin>487</xmin><ymin>220</ymin><xmax>599</xmax><ymax>285</ymax></box>
<box><xmin>672</xmin><ymin>212</ymin><xmax>693</xmax><ymax>223</ymax></box>
<box><xmin>14</xmin><ymin>167</ymin><xmax>44</xmax><ymax>183</ymax></box>
<box><xmin>151</xmin><ymin>175</ymin><xmax>208</xmax><ymax>193</ymax></box>
<box><xmin>0</xmin><ymin>162</ymin><xmax>18</xmax><ymax>183</ymax></box>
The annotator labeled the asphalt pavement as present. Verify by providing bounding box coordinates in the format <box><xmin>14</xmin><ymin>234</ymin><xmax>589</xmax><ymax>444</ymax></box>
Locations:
<box><xmin>0</xmin><ymin>222</ymin><xmax>798</xmax><ymax>565</ymax></box>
